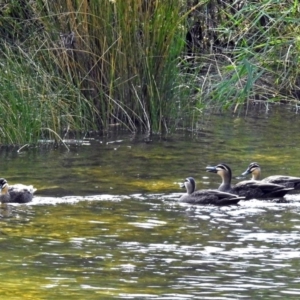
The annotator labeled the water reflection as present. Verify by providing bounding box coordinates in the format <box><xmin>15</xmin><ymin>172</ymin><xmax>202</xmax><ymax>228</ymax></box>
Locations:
<box><xmin>1</xmin><ymin>194</ymin><xmax>300</xmax><ymax>299</ymax></box>
<box><xmin>0</xmin><ymin>107</ymin><xmax>300</xmax><ymax>298</ymax></box>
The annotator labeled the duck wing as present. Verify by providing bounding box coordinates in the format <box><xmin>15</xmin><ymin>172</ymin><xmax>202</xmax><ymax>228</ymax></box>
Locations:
<box><xmin>180</xmin><ymin>189</ymin><xmax>243</xmax><ymax>205</ymax></box>
<box><xmin>8</xmin><ymin>184</ymin><xmax>36</xmax><ymax>203</ymax></box>
<box><xmin>262</xmin><ymin>176</ymin><xmax>300</xmax><ymax>189</ymax></box>
<box><xmin>234</xmin><ymin>180</ymin><xmax>292</xmax><ymax>199</ymax></box>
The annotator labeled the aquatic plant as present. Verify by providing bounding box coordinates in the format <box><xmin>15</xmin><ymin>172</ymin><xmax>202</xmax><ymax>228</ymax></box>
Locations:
<box><xmin>0</xmin><ymin>0</ymin><xmax>299</xmax><ymax>145</ymax></box>
<box><xmin>183</xmin><ymin>0</ymin><xmax>300</xmax><ymax>111</ymax></box>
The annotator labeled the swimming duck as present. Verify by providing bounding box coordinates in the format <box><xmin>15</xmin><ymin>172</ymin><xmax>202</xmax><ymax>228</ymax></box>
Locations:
<box><xmin>206</xmin><ymin>163</ymin><xmax>293</xmax><ymax>200</ymax></box>
<box><xmin>179</xmin><ymin>177</ymin><xmax>244</xmax><ymax>205</ymax></box>
<box><xmin>242</xmin><ymin>162</ymin><xmax>300</xmax><ymax>190</ymax></box>
<box><xmin>0</xmin><ymin>178</ymin><xmax>36</xmax><ymax>203</ymax></box>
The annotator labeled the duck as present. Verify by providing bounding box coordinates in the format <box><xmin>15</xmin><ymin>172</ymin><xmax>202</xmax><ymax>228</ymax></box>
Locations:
<box><xmin>179</xmin><ymin>177</ymin><xmax>244</xmax><ymax>205</ymax></box>
<box><xmin>206</xmin><ymin>163</ymin><xmax>293</xmax><ymax>200</ymax></box>
<box><xmin>242</xmin><ymin>162</ymin><xmax>300</xmax><ymax>190</ymax></box>
<box><xmin>0</xmin><ymin>178</ymin><xmax>36</xmax><ymax>203</ymax></box>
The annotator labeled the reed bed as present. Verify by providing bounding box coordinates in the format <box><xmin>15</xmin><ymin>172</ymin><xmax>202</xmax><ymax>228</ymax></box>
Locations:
<box><xmin>0</xmin><ymin>0</ymin><xmax>299</xmax><ymax>144</ymax></box>
<box><xmin>184</xmin><ymin>0</ymin><xmax>300</xmax><ymax>111</ymax></box>
<box><xmin>34</xmin><ymin>0</ymin><xmax>191</xmax><ymax>133</ymax></box>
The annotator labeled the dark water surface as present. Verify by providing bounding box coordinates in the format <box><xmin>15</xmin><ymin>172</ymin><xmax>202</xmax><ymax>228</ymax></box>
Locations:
<box><xmin>1</xmin><ymin>106</ymin><xmax>300</xmax><ymax>299</ymax></box>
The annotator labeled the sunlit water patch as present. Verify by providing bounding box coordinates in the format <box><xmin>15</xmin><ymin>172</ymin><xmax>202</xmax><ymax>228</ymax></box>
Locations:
<box><xmin>1</xmin><ymin>193</ymin><xmax>300</xmax><ymax>299</ymax></box>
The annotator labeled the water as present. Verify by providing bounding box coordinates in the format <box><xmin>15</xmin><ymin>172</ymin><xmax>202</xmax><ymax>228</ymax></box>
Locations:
<box><xmin>1</xmin><ymin>106</ymin><xmax>300</xmax><ymax>299</ymax></box>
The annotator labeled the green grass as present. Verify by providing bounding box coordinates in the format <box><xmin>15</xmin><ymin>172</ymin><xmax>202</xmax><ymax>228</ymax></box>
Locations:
<box><xmin>0</xmin><ymin>0</ymin><xmax>299</xmax><ymax>145</ymax></box>
<box><xmin>183</xmin><ymin>0</ymin><xmax>300</xmax><ymax>111</ymax></box>
<box><xmin>0</xmin><ymin>42</ymin><xmax>96</xmax><ymax>144</ymax></box>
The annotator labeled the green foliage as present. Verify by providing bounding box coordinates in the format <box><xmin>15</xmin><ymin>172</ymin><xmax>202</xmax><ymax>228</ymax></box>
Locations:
<box><xmin>184</xmin><ymin>0</ymin><xmax>300</xmax><ymax>110</ymax></box>
<box><xmin>0</xmin><ymin>43</ymin><xmax>96</xmax><ymax>144</ymax></box>
<box><xmin>0</xmin><ymin>0</ymin><xmax>195</xmax><ymax>144</ymax></box>
<box><xmin>33</xmin><ymin>0</ymin><xmax>190</xmax><ymax>133</ymax></box>
<box><xmin>0</xmin><ymin>0</ymin><xmax>299</xmax><ymax>145</ymax></box>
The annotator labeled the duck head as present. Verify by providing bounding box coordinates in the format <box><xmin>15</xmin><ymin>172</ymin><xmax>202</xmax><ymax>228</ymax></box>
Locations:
<box><xmin>0</xmin><ymin>178</ymin><xmax>8</xmax><ymax>195</ymax></box>
<box><xmin>205</xmin><ymin>163</ymin><xmax>233</xmax><ymax>189</ymax></box>
<box><xmin>242</xmin><ymin>162</ymin><xmax>261</xmax><ymax>180</ymax></box>
<box><xmin>206</xmin><ymin>163</ymin><xmax>232</xmax><ymax>177</ymax></box>
<box><xmin>180</xmin><ymin>177</ymin><xmax>196</xmax><ymax>195</ymax></box>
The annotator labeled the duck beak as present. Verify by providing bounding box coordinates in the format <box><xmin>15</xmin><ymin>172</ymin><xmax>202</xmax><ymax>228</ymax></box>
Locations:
<box><xmin>241</xmin><ymin>168</ymin><xmax>251</xmax><ymax>176</ymax></box>
<box><xmin>206</xmin><ymin>166</ymin><xmax>217</xmax><ymax>173</ymax></box>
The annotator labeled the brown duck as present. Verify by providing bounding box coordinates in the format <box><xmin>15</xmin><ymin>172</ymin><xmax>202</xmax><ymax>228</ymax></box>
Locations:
<box><xmin>180</xmin><ymin>177</ymin><xmax>244</xmax><ymax>205</ymax></box>
<box><xmin>206</xmin><ymin>163</ymin><xmax>293</xmax><ymax>200</ymax></box>
<box><xmin>0</xmin><ymin>178</ymin><xmax>36</xmax><ymax>203</ymax></box>
<box><xmin>242</xmin><ymin>162</ymin><xmax>300</xmax><ymax>190</ymax></box>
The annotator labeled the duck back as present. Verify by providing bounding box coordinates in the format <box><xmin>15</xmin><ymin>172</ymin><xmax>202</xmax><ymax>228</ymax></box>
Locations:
<box><xmin>180</xmin><ymin>189</ymin><xmax>243</xmax><ymax>205</ymax></box>
<box><xmin>232</xmin><ymin>180</ymin><xmax>292</xmax><ymax>199</ymax></box>
<box><xmin>8</xmin><ymin>184</ymin><xmax>36</xmax><ymax>203</ymax></box>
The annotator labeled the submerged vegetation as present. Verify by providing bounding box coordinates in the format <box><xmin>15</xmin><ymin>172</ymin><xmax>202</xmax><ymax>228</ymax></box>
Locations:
<box><xmin>0</xmin><ymin>0</ymin><xmax>299</xmax><ymax>144</ymax></box>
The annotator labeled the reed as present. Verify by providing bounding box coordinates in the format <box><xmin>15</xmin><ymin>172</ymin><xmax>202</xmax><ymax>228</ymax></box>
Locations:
<box><xmin>0</xmin><ymin>42</ymin><xmax>96</xmax><ymax>144</ymax></box>
<box><xmin>184</xmin><ymin>0</ymin><xmax>300</xmax><ymax>110</ymax></box>
<box><xmin>33</xmin><ymin>0</ymin><xmax>193</xmax><ymax>133</ymax></box>
<box><xmin>0</xmin><ymin>0</ymin><xmax>299</xmax><ymax>145</ymax></box>
<box><xmin>0</xmin><ymin>0</ymin><xmax>195</xmax><ymax>144</ymax></box>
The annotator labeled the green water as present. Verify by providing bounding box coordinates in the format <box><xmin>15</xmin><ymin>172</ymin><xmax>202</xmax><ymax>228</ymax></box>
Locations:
<box><xmin>1</xmin><ymin>106</ymin><xmax>300</xmax><ymax>299</ymax></box>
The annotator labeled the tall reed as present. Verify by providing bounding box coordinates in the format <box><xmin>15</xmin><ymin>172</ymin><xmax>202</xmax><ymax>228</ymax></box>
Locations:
<box><xmin>0</xmin><ymin>0</ymin><xmax>299</xmax><ymax>145</ymax></box>
<box><xmin>0</xmin><ymin>42</ymin><xmax>97</xmax><ymax>144</ymax></box>
<box><xmin>0</xmin><ymin>0</ymin><xmax>196</xmax><ymax>144</ymax></box>
<box><xmin>34</xmin><ymin>0</ymin><xmax>193</xmax><ymax>133</ymax></box>
<box><xmin>183</xmin><ymin>0</ymin><xmax>300</xmax><ymax>110</ymax></box>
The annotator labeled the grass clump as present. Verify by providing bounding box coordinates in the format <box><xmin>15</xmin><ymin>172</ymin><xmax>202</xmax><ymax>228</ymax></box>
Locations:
<box><xmin>0</xmin><ymin>0</ymin><xmax>299</xmax><ymax>145</ymax></box>
<box><xmin>0</xmin><ymin>42</ymin><xmax>96</xmax><ymax>144</ymax></box>
<box><xmin>183</xmin><ymin>0</ymin><xmax>300</xmax><ymax>111</ymax></box>
<box><xmin>0</xmin><ymin>0</ymin><xmax>203</xmax><ymax>145</ymax></box>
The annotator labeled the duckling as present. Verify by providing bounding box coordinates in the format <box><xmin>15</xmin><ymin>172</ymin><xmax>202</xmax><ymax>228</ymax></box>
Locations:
<box><xmin>179</xmin><ymin>177</ymin><xmax>244</xmax><ymax>205</ymax></box>
<box><xmin>242</xmin><ymin>162</ymin><xmax>300</xmax><ymax>190</ymax></box>
<box><xmin>0</xmin><ymin>178</ymin><xmax>36</xmax><ymax>203</ymax></box>
<box><xmin>206</xmin><ymin>163</ymin><xmax>293</xmax><ymax>200</ymax></box>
